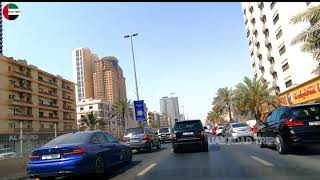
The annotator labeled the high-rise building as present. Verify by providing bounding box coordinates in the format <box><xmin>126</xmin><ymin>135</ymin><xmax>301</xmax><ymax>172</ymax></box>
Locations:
<box><xmin>160</xmin><ymin>96</ymin><xmax>180</xmax><ymax>127</ymax></box>
<box><xmin>159</xmin><ymin>113</ymin><xmax>169</xmax><ymax>128</ymax></box>
<box><xmin>93</xmin><ymin>56</ymin><xmax>127</xmax><ymax>103</ymax></box>
<box><xmin>0</xmin><ymin>55</ymin><xmax>77</xmax><ymax>133</ymax></box>
<box><xmin>0</xmin><ymin>2</ymin><xmax>3</xmax><ymax>54</ymax></box>
<box><xmin>241</xmin><ymin>2</ymin><xmax>320</xmax><ymax>94</ymax></box>
<box><xmin>72</xmin><ymin>48</ymin><xmax>98</xmax><ymax>102</ymax></box>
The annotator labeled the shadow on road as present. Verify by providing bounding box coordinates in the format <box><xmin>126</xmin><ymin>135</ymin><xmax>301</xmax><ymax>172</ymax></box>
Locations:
<box><xmin>132</xmin><ymin>145</ymin><xmax>168</xmax><ymax>155</ymax></box>
<box><xmin>60</xmin><ymin>160</ymin><xmax>142</xmax><ymax>180</ymax></box>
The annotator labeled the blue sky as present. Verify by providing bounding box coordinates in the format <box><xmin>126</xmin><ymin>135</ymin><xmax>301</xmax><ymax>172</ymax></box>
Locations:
<box><xmin>3</xmin><ymin>2</ymin><xmax>252</xmax><ymax>121</ymax></box>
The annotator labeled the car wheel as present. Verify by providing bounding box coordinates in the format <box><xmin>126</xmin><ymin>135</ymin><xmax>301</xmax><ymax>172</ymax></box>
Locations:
<box><xmin>275</xmin><ymin>134</ymin><xmax>289</xmax><ymax>154</ymax></box>
<box><xmin>95</xmin><ymin>155</ymin><xmax>105</xmax><ymax>175</ymax></box>
<box><xmin>157</xmin><ymin>141</ymin><xmax>161</xmax><ymax>150</ymax></box>
<box><xmin>148</xmin><ymin>142</ymin><xmax>154</xmax><ymax>153</ymax></box>
<box><xmin>257</xmin><ymin>133</ymin><xmax>266</xmax><ymax>148</ymax></box>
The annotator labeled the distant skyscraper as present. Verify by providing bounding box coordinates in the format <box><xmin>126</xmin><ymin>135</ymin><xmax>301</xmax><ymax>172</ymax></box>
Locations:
<box><xmin>72</xmin><ymin>48</ymin><xmax>98</xmax><ymax>101</ymax></box>
<box><xmin>160</xmin><ymin>96</ymin><xmax>180</xmax><ymax>127</ymax></box>
<box><xmin>93</xmin><ymin>56</ymin><xmax>127</xmax><ymax>103</ymax></box>
<box><xmin>0</xmin><ymin>3</ymin><xmax>3</xmax><ymax>54</ymax></box>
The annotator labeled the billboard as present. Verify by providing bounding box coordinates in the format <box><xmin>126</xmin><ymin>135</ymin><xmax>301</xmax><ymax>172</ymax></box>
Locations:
<box><xmin>134</xmin><ymin>100</ymin><xmax>145</xmax><ymax>121</ymax></box>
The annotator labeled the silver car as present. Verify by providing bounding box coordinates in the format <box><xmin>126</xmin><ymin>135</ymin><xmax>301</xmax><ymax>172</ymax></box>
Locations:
<box><xmin>0</xmin><ymin>148</ymin><xmax>17</xmax><ymax>159</ymax></box>
<box><xmin>224</xmin><ymin>122</ymin><xmax>254</xmax><ymax>141</ymax></box>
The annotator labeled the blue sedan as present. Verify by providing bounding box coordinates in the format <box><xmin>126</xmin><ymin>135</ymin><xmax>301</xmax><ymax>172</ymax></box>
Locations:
<box><xmin>27</xmin><ymin>130</ymin><xmax>132</xmax><ymax>179</ymax></box>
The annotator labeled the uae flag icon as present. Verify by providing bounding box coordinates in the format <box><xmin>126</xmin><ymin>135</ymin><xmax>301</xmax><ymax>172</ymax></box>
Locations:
<box><xmin>3</xmin><ymin>3</ymin><xmax>20</xmax><ymax>21</ymax></box>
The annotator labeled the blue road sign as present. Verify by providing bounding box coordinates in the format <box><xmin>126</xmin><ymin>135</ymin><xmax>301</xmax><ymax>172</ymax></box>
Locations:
<box><xmin>134</xmin><ymin>100</ymin><xmax>145</xmax><ymax>121</ymax></box>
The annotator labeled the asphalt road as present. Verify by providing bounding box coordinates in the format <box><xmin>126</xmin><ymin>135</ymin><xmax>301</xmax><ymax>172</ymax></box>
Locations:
<box><xmin>27</xmin><ymin>135</ymin><xmax>320</xmax><ymax>180</ymax></box>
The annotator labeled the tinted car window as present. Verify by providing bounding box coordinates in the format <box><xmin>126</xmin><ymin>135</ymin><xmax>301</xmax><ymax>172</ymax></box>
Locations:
<box><xmin>292</xmin><ymin>105</ymin><xmax>320</xmax><ymax>119</ymax></box>
<box><xmin>270</xmin><ymin>109</ymin><xmax>279</xmax><ymax>123</ymax></box>
<box><xmin>265</xmin><ymin>113</ymin><xmax>272</xmax><ymax>124</ymax></box>
<box><xmin>174</xmin><ymin>121</ymin><xmax>202</xmax><ymax>130</ymax></box>
<box><xmin>126</xmin><ymin>128</ymin><xmax>144</xmax><ymax>135</ymax></box>
<box><xmin>104</xmin><ymin>133</ymin><xmax>117</xmax><ymax>143</ymax></box>
<box><xmin>96</xmin><ymin>132</ymin><xmax>108</xmax><ymax>143</ymax></box>
<box><xmin>45</xmin><ymin>133</ymin><xmax>90</xmax><ymax>146</ymax></box>
<box><xmin>159</xmin><ymin>128</ymin><xmax>169</xmax><ymax>133</ymax></box>
<box><xmin>279</xmin><ymin>108</ymin><xmax>290</xmax><ymax>120</ymax></box>
<box><xmin>232</xmin><ymin>123</ymin><xmax>249</xmax><ymax>128</ymax></box>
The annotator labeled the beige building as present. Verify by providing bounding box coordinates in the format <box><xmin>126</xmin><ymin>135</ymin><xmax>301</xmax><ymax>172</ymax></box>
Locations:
<box><xmin>159</xmin><ymin>113</ymin><xmax>169</xmax><ymax>128</ymax></box>
<box><xmin>0</xmin><ymin>55</ymin><xmax>77</xmax><ymax>134</ymax></box>
<box><xmin>72</xmin><ymin>48</ymin><xmax>99</xmax><ymax>102</ymax></box>
<box><xmin>241</xmin><ymin>2</ymin><xmax>320</xmax><ymax>94</ymax></box>
<box><xmin>93</xmin><ymin>56</ymin><xmax>127</xmax><ymax>103</ymax></box>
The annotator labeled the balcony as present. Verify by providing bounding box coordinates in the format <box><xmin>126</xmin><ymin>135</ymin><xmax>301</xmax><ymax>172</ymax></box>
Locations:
<box><xmin>39</xmin><ymin>115</ymin><xmax>59</xmax><ymax>119</ymax></box>
<box><xmin>250</xmin><ymin>17</ymin><xmax>256</xmax><ymax>24</ymax></box>
<box><xmin>8</xmin><ymin>113</ymin><xmax>33</xmax><ymax>121</ymax></box>
<box><xmin>267</xmin><ymin>51</ymin><xmax>273</xmax><ymax>60</ymax></box>
<box><xmin>269</xmin><ymin>64</ymin><xmax>275</xmax><ymax>73</ymax></box>
<box><xmin>260</xmin><ymin>14</ymin><xmax>266</xmax><ymax>23</ymax></box>
<box><xmin>38</xmin><ymin>77</ymin><xmax>58</xmax><ymax>89</ymax></box>
<box><xmin>258</xmin><ymin>2</ymin><xmax>264</xmax><ymax>9</ymax></box>
<box><xmin>63</xmin><ymin>117</ymin><xmax>75</xmax><ymax>121</ymax></box>
<box><xmin>14</xmin><ymin>128</ymin><xmax>34</xmax><ymax>133</ymax></box>
<box><xmin>8</xmin><ymin>99</ymin><xmax>33</xmax><ymax>106</ymax></box>
<box><xmin>38</xmin><ymin>103</ymin><xmax>59</xmax><ymax>109</ymax></box>
<box><xmin>9</xmin><ymin>69</ymin><xmax>32</xmax><ymax>80</ymax></box>
<box><xmin>63</xmin><ymin>106</ymin><xmax>75</xmax><ymax>111</ymax></box>
<box><xmin>39</xmin><ymin>90</ymin><xmax>58</xmax><ymax>98</ymax></box>
<box><xmin>62</xmin><ymin>84</ymin><xmax>73</xmax><ymax>92</ymax></box>
<box><xmin>9</xmin><ymin>84</ymin><xmax>32</xmax><ymax>92</ymax></box>
<box><xmin>249</xmin><ymin>5</ymin><xmax>253</xmax><ymax>13</ymax></box>
<box><xmin>62</xmin><ymin>95</ymin><xmax>74</xmax><ymax>101</ymax></box>
<box><xmin>39</xmin><ymin>128</ymin><xmax>54</xmax><ymax>132</ymax></box>
<box><xmin>272</xmin><ymin>80</ymin><xmax>277</xmax><ymax>87</ymax></box>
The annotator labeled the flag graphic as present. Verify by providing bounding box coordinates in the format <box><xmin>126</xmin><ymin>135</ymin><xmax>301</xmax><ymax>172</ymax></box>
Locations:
<box><xmin>3</xmin><ymin>3</ymin><xmax>20</xmax><ymax>21</ymax></box>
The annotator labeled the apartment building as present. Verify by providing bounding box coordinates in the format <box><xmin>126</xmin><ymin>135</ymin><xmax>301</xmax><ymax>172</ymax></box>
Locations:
<box><xmin>147</xmin><ymin>111</ymin><xmax>161</xmax><ymax>128</ymax></box>
<box><xmin>241</xmin><ymin>2</ymin><xmax>320</xmax><ymax>94</ymax></box>
<box><xmin>159</xmin><ymin>113</ymin><xmax>169</xmax><ymax>128</ymax></box>
<box><xmin>93</xmin><ymin>56</ymin><xmax>127</xmax><ymax>103</ymax></box>
<box><xmin>72</xmin><ymin>48</ymin><xmax>98</xmax><ymax>102</ymax></box>
<box><xmin>0</xmin><ymin>55</ymin><xmax>76</xmax><ymax>133</ymax></box>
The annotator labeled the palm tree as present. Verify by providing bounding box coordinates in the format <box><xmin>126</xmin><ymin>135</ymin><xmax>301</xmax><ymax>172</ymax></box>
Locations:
<box><xmin>207</xmin><ymin>103</ymin><xmax>225</xmax><ymax>125</ymax></box>
<box><xmin>213</xmin><ymin>87</ymin><xmax>234</xmax><ymax>121</ymax></box>
<box><xmin>290</xmin><ymin>5</ymin><xmax>320</xmax><ymax>75</ymax></box>
<box><xmin>233</xmin><ymin>76</ymin><xmax>279</xmax><ymax>121</ymax></box>
<box><xmin>80</xmin><ymin>111</ymin><xmax>103</xmax><ymax>131</ymax></box>
<box><xmin>111</xmin><ymin>99</ymin><xmax>134</xmax><ymax>137</ymax></box>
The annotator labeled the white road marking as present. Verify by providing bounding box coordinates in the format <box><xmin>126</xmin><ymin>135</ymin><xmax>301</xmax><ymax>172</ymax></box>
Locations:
<box><xmin>137</xmin><ymin>163</ymin><xmax>157</xmax><ymax>176</ymax></box>
<box><xmin>250</xmin><ymin>156</ymin><xmax>274</xmax><ymax>166</ymax></box>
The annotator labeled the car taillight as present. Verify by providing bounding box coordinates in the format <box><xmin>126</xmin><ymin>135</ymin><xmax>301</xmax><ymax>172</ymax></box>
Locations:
<box><xmin>29</xmin><ymin>154</ymin><xmax>39</xmax><ymax>160</ymax></box>
<box><xmin>200</xmin><ymin>130</ymin><xmax>205</xmax><ymax>140</ymax></box>
<box><xmin>284</xmin><ymin>119</ymin><xmax>304</xmax><ymax>127</ymax></box>
<box><xmin>143</xmin><ymin>133</ymin><xmax>149</xmax><ymax>141</ymax></box>
<box><xmin>122</xmin><ymin>136</ymin><xmax>127</xmax><ymax>142</ymax></box>
<box><xmin>172</xmin><ymin>133</ymin><xmax>176</xmax><ymax>139</ymax></box>
<box><xmin>63</xmin><ymin>147</ymin><xmax>86</xmax><ymax>156</ymax></box>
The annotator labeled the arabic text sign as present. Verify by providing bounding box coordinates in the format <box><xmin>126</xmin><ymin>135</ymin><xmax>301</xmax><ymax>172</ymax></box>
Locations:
<box><xmin>134</xmin><ymin>100</ymin><xmax>145</xmax><ymax>121</ymax></box>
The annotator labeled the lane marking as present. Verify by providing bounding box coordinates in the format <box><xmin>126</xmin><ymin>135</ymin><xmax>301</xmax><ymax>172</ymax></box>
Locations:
<box><xmin>250</xmin><ymin>156</ymin><xmax>274</xmax><ymax>167</ymax></box>
<box><xmin>137</xmin><ymin>163</ymin><xmax>157</xmax><ymax>176</ymax></box>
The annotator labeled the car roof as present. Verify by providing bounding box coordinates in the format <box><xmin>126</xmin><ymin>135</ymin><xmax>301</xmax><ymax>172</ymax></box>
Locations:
<box><xmin>175</xmin><ymin>119</ymin><xmax>201</xmax><ymax>123</ymax></box>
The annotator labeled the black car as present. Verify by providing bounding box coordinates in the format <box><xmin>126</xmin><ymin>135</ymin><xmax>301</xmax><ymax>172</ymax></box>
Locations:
<box><xmin>257</xmin><ymin>104</ymin><xmax>320</xmax><ymax>154</ymax></box>
<box><xmin>122</xmin><ymin>127</ymin><xmax>161</xmax><ymax>153</ymax></box>
<box><xmin>172</xmin><ymin>120</ymin><xmax>209</xmax><ymax>153</ymax></box>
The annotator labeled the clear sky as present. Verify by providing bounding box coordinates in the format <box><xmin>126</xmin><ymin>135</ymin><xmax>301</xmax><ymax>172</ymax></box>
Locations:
<box><xmin>3</xmin><ymin>2</ymin><xmax>253</xmax><ymax>122</ymax></box>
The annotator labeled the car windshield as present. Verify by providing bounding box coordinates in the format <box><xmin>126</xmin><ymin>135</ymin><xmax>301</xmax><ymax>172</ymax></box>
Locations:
<box><xmin>232</xmin><ymin>123</ymin><xmax>249</xmax><ymax>128</ymax></box>
<box><xmin>159</xmin><ymin>128</ymin><xmax>169</xmax><ymax>133</ymax></box>
<box><xmin>126</xmin><ymin>128</ymin><xmax>144</xmax><ymax>135</ymax></box>
<box><xmin>44</xmin><ymin>133</ymin><xmax>90</xmax><ymax>146</ymax></box>
<box><xmin>174</xmin><ymin>121</ymin><xmax>202</xmax><ymax>130</ymax></box>
<box><xmin>292</xmin><ymin>105</ymin><xmax>320</xmax><ymax>119</ymax></box>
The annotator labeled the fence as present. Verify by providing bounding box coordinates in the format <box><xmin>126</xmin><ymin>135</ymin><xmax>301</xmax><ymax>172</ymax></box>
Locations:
<box><xmin>0</xmin><ymin>130</ymin><xmax>77</xmax><ymax>159</ymax></box>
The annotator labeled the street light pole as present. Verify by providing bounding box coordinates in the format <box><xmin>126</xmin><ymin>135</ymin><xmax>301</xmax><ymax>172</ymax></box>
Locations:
<box><xmin>124</xmin><ymin>33</ymin><xmax>142</xmax><ymax>127</ymax></box>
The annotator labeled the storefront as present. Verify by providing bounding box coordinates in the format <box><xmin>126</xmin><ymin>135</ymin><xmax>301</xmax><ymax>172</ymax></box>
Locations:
<box><xmin>278</xmin><ymin>76</ymin><xmax>320</xmax><ymax>106</ymax></box>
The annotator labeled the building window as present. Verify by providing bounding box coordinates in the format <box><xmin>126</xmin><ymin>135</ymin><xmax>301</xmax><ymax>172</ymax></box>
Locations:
<box><xmin>272</xmin><ymin>72</ymin><xmax>278</xmax><ymax>79</ymax></box>
<box><xmin>250</xmin><ymin>51</ymin><xmax>254</xmax><ymax>57</ymax></box>
<box><xmin>270</xmin><ymin>2</ymin><xmax>276</xmax><ymax>10</ymax></box>
<box><xmin>285</xmin><ymin>80</ymin><xmax>292</xmax><ymax>88</ymax></box>
<box><xmin>80</xmin><ymin>107</ymin><xmax>84</xmax><ymax>111</ymax></box>
<box><xmin>89</xmin><ymin>106</ymin><xmax>93</xmax><ymax>109</ymax></box>
<box><xmin>245</xmin><ymin>19</ymin><xmax>248</xmax><ymax>25</ymax></box>
<box><xmin>269</xmin><ymin>57</ymin><xmax>275</xmax><ymax>64</ymax></box>
<box><xmin>273</xmin><ymin>14</ymin><xmax>279</xmax><ymax>25</ymax></box>
<box><xmin>279</xmin><ymin>45</ymin><xmax>286</xmax><ymax>56</ymax></box>
<box><xmin>81</xmin><ymin>115</ymin><xmax>84</xmax><ymax>118</ymax></box>
<box><xmin>243</xmin><ymin>8</ymin><xmax>246</xmax><ymax>15</ymax></box>
<box><xmin>249</xmin><ymin>40</ymin><xmax>252</xmax><ymax>46</ymax></box>
<box><xmin>39</xmin><ymin>112</ymin><xmax>44</xmax><ymax>117</ymax></box>
<box><xmin>276</xmin><ymin>29</ymin><xmax>282</xmax><ymax>40</ymax></box>
<box><xmin>282</xmin><ymin>62</ymin><xmax>289</xmax><ymax>72</ymax></box>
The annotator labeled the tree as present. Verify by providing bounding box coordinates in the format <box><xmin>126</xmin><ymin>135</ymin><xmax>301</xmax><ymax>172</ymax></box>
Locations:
<box><xmin>212</xmin><ymin>87</ymin><xmax>234</xmax><ymax>121</ymax></box>
<box><xmin>80</xmin><ymin>111</ymin><xmax>104</xmax><ymax>131</ymax></box>
<box><xmin>111</xmin><ymin>99</ymin><xmax>134</xmax><ymax>136</ymax></box>
<box><xmin>290</xmin><ymin>5</ymin><xmax>320</xmax><ymax>75</ymax></box>
<box><xmin>207</xmin><ymin>103</ymin><xmax>226</xmax><ymax>125</ymax></box>
<box><xmin>233</xmin><ymin>76</ymin><xmax>279</xmax><ymax>121</ymax></box>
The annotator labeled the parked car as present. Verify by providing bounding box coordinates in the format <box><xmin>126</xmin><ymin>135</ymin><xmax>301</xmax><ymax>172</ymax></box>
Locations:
<box><xmin>224</xmin><ymin>122</ymin><xmax>254</xmax><ymax>142</ymax></box>
<box><xmin>158</xmin><ymin>127</ymin><xmax>173</xmax><ymax>143</ymax></box>
<box><xmin>172</xmin><ymin>120</ymin><xmax>208</xmax><ymax>153</ymax></box>
<box><xmin>0</xmin><ymin>148</ymin><xmax>17</xmax><ymax>159</ymax></box>
<box><xmin>215</xmin><ymin>126</ymin><xmax>224</xmax><ymax>136</ymax></box>
<box><xmin>27</xmin><ymin>130</ymin><xmax>132</xmax><ymax>179</ymax></box>
<box><xmin>122</xmin><ymin>127</ymin><xmax>161</xmax><ymax>152</ymax></box>
<box><xmin>257</xmin><ymin>104</ymin><xmax>320</xmax><ymax>154</ymax></box>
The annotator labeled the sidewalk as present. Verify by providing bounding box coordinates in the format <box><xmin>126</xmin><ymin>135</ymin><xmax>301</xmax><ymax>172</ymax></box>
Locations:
<box><xmin>0</xmin><ymin>157</ymin><xmax>28</xmax><ymax>180</ymax></box>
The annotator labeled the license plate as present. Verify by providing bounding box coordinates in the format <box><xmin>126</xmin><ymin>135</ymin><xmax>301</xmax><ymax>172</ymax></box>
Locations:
<box><xmin>309</xmin><ymin>121</ymin><xmax>320</xmax><ymax>126</ymax></box>
<box><xmin>42</xmin><ymin>154</ymin><xmax>60</xmax><ymax>160</ymax></box>
<box><xmin>183</xmin><ymin>132</ymin><xmax>194</xmax><ymax>135</ymax></box>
